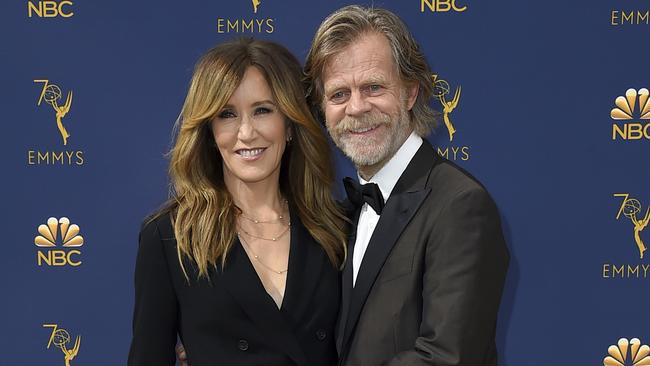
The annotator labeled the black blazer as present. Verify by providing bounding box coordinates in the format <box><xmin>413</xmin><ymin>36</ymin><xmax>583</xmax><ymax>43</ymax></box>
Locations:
<box><xmin>128</xmin><ymin>210</ymin><xmax>340</xmax><ymax>366</ymax></box>
<box><xmin>337</xmin><ymin>140</ymin><xmax>509</xmax><ymax>366</ymax></box>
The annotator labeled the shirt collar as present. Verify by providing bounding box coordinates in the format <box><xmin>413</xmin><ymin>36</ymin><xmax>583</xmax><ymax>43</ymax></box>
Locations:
<box><xmin>358</xmin><ymin>131</ymin><xmax>423</xmax><ymax>201</ymax></box>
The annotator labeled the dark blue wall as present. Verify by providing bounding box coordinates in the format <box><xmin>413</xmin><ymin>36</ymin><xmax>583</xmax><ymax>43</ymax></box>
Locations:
<box><xmin>2</xmin><ymin>1</ymin><xmax>649</xmax><ymax>365</ymax></box>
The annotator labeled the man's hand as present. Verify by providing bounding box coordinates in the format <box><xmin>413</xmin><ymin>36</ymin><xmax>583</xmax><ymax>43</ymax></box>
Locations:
<box><xmin>176</xmin><ymin>343</ymin><xmax>187</xmax><ymax>366</ymax></box>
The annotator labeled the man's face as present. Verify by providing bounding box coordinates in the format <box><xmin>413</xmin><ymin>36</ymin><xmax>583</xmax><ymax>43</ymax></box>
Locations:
<box><xmin>321</xmin><ymin>32</ymin><xmax>417</xmax><ymax>172</ymax></box>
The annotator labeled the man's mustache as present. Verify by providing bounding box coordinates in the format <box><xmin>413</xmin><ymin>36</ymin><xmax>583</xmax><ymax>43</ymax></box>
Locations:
<box><xmin>332</xmin><ymin>113</ymin><xmax>392</xmax><ymax>135</ymax></box>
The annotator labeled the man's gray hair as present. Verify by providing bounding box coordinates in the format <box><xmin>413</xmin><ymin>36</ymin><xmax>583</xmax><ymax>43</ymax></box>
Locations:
<box><xmin>304</xmin><ymin>5</ymin><xmax>439</xmax><ymax>136</ymax></box>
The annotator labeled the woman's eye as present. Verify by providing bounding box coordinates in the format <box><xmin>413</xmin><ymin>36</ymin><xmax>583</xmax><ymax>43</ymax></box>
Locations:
<box><xmin>218</xmin><ymin>110</ymin><xmax>236</xmax><ymax>118</ymax></box>
<box><xmin>254</xmin><ymin>107</ymin><xmax>272</xmax><ymax>115</ymax></box>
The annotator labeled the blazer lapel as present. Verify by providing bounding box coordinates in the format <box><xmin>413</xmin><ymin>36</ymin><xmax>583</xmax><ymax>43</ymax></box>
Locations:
<box><xmin>219</xmin><ymin>221</ymin><xmax>310</xmax><ymax>366</ymax></box>
<box><xmin>280</xmin><ymin>211</ymin><xmax>325</xmax><ymax>323</ymax></box>
<box><xmin>336</xmin><ymin>200</ymin><xmax>361</xmax><ymax>353</ymax></box>
<box><xmin>339</xmin><ymin>141</ymin><xmax>439</xmax><ymax>357</ymax></box>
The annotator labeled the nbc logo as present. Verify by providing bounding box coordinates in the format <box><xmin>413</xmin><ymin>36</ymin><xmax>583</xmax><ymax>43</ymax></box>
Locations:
<box><xmin>34</xmin><ymin>217</ymin><xmax>84</xmax><ymax>267</ymax></box>
<box><xmin>27</xmin><ymin>1</ymin><xmax>74</xmax><ymax>18</ymax></box>
<box><xmin>420</xmin><ymin>0</ymin><xmax>467</xmax><ymax>12</ymax></box>
<box><xmin>611</xmin><ymin>88</ymin><xmax>650</xmax><ymax>140</ymax></box>
<box><xmin>603</xmin><ymin>338</ymin><xmax>650</xmax><ymax>366</ymax></box>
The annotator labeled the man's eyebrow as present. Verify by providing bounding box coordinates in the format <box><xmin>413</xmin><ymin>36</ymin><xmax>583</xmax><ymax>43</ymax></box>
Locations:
<box><xmin>363</xmin><ymin>75</ymin><xmax>389</xmax><ymax>85</ymax></box>
<box><xmin>324</xmin><ymin>82</ymin><xmax>348</xmax><ymax>95</ymax></box>
<box><xmin>323</xmin><ymin>74</ymin><xmax>390</xmax><ymax>93</ymax></box>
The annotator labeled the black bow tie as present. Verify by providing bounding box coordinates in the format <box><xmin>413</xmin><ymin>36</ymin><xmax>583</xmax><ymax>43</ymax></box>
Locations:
<box><xmin>343</xmin><ymin>177</ymin><xmax>385</xmax><ymax>215</ymax></box>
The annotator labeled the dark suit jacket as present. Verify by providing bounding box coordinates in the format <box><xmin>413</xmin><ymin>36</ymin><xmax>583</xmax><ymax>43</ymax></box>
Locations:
<box><xmin>128</xmin><ymin>210</ymin><xmax>340</xmax><ymax>366</ymax></box>
<box><xmin>337</xmin><ymin>140</ymin><xmax>509</xmax><ymax>366</ymax></box>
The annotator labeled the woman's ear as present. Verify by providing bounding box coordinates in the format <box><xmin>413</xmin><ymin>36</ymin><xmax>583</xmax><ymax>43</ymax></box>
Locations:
<box><xmin>286</xmin><ymin>121</ymin><xmax>293</xmax><ymax>143</ymax></box>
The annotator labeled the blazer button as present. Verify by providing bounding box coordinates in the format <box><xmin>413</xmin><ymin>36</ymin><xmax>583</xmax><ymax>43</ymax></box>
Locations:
<box><xmin>316</xmin><ymin>329</ymin><xmax>327</xmax><ymax>341</ymax></box>
<box><xmin>238</xmin><ymin>339</ymin><xmax>249</xmax><ymax>351</ymax></box>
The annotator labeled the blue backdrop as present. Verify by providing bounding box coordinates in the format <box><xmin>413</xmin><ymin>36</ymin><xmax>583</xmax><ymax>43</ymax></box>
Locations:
<box><xmin>2</xmin><ymin>0</ymin><xmax>649</xmax><ymax>365</ymax></box>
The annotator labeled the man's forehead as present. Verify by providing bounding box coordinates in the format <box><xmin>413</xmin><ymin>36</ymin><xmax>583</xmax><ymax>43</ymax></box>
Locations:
<box><xmin>322</xmin><ymin>34</ymin><xmax>396</xmax><ymax>85</ymax></box>
<box><xmin>323</xmin><ymin>70</ymin><xmax>390</xmax><ymax>94</ymax></box>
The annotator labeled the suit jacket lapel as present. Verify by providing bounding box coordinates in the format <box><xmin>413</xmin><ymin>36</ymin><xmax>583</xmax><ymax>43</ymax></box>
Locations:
<box><xmin>340</xmin><ymin>141</ymin><xmax>440</xmax><ymax>356</ymax></box>
<box><xmin>219</xmin><ymin>216</ymin><xmax>310</xmax><ymax>366</ymax></box>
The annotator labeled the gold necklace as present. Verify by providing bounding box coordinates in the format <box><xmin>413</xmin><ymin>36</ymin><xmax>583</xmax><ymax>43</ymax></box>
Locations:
<box><xmin>237</xmin><ymin>223</ymin><xmax>290</xmax><ymax>242</ymax></box>
<box><xmin>239</xmin><ymin>200</ymin><xmax>288</xmax><ymax>224</ymax></box>
<box><xmin>238</xmin><ymin>235</ymin><xmax>288</xmax><ymax>274</ymax></box>
<box><xmin>239</xmin><ymin>212</ymin><xmax>286</xmax><ymax>224</ymax></box>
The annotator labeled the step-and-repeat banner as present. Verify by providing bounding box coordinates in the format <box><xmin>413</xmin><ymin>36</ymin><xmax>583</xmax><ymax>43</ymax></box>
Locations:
<box><xmin>1</xmin><ymin>0</ymin><xmax>648</xmax><ymax>365</ymax></box>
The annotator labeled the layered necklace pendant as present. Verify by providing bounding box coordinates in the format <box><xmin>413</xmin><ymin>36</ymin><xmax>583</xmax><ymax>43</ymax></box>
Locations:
<box><xmin>237</xmin><ymin>201</ymin><xmax>290</xmax><ymax>275</ymax></box>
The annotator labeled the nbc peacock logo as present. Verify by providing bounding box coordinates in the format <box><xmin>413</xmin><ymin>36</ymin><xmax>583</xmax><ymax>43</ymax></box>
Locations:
<box><xmin>610</xmin><ymin>88</ymin><xmax>650</xmax><ymax>140</ymax></box>
<box><xmin>603</xmin><ymin>338</ymin><xmax>650</xmax><ymax>366</ymax></box>
<box><xmin>34</xmin><ymin>217</ymin><xmax>84</xmax><ymax>267</ymax></box>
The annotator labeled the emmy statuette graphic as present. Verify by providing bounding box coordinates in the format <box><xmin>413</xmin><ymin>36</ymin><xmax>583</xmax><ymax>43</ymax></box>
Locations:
<box><xmin>43</xmin><ymin>324</ymin><xmax>81</xmax><ymax>366</ymax></box>
<box><xmin>433</xmin><ymin>75</ymin><xmax>461</xmax><ymax>142</ymax></box>
<box><xmin>34</xmin><ymin>80</ymin><xmax>74</xmax><ymax>146</ymax></box>
<box><xmin>615</xmin><ymin>194</ymin><xmax>649</xmax><ymax>259</ymax></box>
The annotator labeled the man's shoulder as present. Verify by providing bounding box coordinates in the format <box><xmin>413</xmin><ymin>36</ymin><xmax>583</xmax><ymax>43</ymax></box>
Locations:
<box><xmin>427</xmin><ymin>155</ymin><xmax>491</xmax><ymax>199</ymax></box>
<box><xmin>420</xmin><ymin>156</ymin><xmax>501</xmax><ymax>221</ymax></box>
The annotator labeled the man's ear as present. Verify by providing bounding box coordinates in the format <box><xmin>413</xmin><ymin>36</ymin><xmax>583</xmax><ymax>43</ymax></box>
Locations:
<box><xmin>405</xmin><ymin>82</ymin><xmax>419</xmax><ymax>111</ymax></box>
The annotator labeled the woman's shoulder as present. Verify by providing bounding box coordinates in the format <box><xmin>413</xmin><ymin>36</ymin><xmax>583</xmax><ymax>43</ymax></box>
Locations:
<box><xmin>139</xmin><ymin>210</ymin><xmax>175</xmax><ymax>244</ymax></box>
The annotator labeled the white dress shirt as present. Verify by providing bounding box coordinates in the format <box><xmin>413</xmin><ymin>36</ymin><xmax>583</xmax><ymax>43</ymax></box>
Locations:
<box><xmin>352</xmin><ymin>132</ymin><xmax>423</xmax><ymax>286</ymax></box>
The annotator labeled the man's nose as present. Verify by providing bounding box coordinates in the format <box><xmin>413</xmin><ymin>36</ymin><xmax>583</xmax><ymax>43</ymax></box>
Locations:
<box><xmin>345</xmin><ymin>91</ymin><xmax>371</xmax><ymax>117</ymax></box>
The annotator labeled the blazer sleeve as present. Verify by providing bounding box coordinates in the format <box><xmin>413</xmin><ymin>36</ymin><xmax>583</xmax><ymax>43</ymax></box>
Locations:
<box><xmin>386</xmin><ymin>187</ymin><xmax>509</xmax><ymax>366</ymax></box>
<box><xmin>127</xmin><ymin>218</ymin><xmax>179</xmax><ymax>366</ymax></box>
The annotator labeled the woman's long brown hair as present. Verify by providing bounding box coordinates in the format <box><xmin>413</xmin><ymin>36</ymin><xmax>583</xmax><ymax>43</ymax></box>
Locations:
<box><xmin>160</xmin><ymin>38</ymin><xmax>347</xmax><ymax>279</ymax></box>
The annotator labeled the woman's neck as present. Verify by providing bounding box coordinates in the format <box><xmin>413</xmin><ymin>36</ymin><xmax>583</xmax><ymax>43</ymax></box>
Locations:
<box><xmin>225</xmin><ymin>175</ymin><xmax>285</xmax><ymax>220</ymax></box>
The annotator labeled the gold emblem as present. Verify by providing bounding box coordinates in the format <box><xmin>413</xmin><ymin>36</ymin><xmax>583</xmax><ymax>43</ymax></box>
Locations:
<box><xmin>43</xmin><ymin>324</ymin><xmax>81</xmax><ymax>366</ymax></box>
<box><xmin>614</xmin><ymin>194</ymin><xmax>649</xmax><ymax>259</ymax></box>
<box><xmin>603</xmin><ymin>338</ymin><xmax>650</xmax><ymax>366</ymax></box>
<box><xmin>34</xmin><ymin>80</ymin><xmax>74</xmax><ymax>145</ymax></box>
<box><xmin>432</xmin><ymin>74</ymin><xmax>461</xmax><ymax>141</ymax></box>
<box><xmin>611</xmin><ymin>88</ymin><xmax>650</xmax><ymax>120</ymax></box>
<box><xmin>252</xmin><ymin>0</ymin><xmax>261</xmax><ymax>13</ymax></box>
<box><xmin>34</xmin><ymin>217</ymin><xmax>84</xmax><ymax>248</ymax></box>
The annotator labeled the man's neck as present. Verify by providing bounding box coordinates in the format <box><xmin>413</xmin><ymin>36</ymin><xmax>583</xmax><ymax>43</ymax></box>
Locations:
<box><xmin>357</xmin><ymin>130</ymin><xmax>413</xmax><ymax>181</ymax></box>
<box><xmin>358</xmin><ymin>162</ymin><xmax>384</xmax><ymax>181</ymax></box>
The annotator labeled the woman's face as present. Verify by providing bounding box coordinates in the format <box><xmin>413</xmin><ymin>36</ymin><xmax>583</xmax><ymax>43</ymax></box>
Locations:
<box><xmin>211</xmin><ymin>66</ymin><xmax>289</xmax><ymax>187</ymax></box>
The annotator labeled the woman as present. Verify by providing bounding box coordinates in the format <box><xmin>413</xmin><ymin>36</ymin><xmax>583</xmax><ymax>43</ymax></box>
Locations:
<box><xmin>127</xmin><ymin>38</ymin><xmax>347</xmax><ymax>366</ymax></box>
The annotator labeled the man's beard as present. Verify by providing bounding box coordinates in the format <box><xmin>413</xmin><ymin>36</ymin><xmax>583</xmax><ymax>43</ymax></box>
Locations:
<box><xmin>329</xmin><ymin>103</ymin><xmax>411</xmax><ymax>169</ymax></box>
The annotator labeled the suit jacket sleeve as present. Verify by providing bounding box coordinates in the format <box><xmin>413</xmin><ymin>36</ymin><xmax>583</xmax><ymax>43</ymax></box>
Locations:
<box><xmin>386</xmin><ymin>187</ymin><xmax>509</xmax><ymax>366</ymax></box>
<box><xmin>127</xmin><ymin>218</ymin><xmax>179</xmax><ymax>366</ymax></box>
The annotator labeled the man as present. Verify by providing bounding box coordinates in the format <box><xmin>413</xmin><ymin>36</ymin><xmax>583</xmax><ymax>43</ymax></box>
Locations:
<box><xmin>177</xmin><ymin>5</ymin><xmax>508</xmax><ymax>365</ymax></box>
<box><xmin>303</xmin><ymin>5</ymin><xmax>509</xmax><ymax>366</ymax></box>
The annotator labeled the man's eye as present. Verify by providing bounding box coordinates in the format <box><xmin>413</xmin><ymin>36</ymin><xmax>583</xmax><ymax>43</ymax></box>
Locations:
<box><xmin>330</xmin><ymin>91</ymin><xmax>348</xmax><ymax>103</ymax></box>
<box><xmin>218</xmin><ymin>110</ymin><xmax>236</xmax><ymax>118</ymax></box>
<box><xmin>368</xmin><ymin>84</ymin><xmax>382</xmax><ymax>93</ymax></box>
